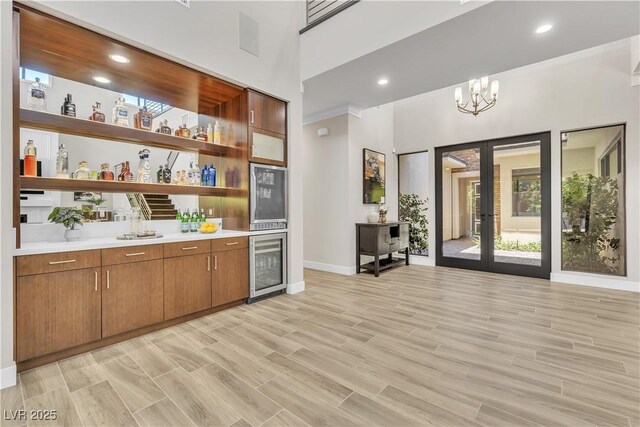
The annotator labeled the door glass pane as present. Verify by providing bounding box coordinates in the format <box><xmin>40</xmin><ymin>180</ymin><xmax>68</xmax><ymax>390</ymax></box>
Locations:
<box><xmin>561</xmin><ymin>125</ymin><xmax>625</xmax><ymax>276</ymax></box>
<box><xmin>492</xmin><ymin>141</ymin><xmax>542</xmax><ymax>266</ymax></box>
<box><xmin>254</xmin><ymin>239</ymin><xmax>284</xmax><ymax>290</ymax></box>
<box><xmin>399</xmin><ymin>152</ymin><xmax>429</xmax><ymax>256</ymax></box>
<box><xmin>441</xmin><ymin>148</ymin><xmax>481</xmax><ymax>260</ymax></box>
<box><xmin>252</xmin><ymin>131</ymin><xmax>285</xmax><ymax>162</ymax></box>
<box><xmin>254</xmin><ymin>166</ymin><xmax>286</xmax><ymax>221</ymax></box>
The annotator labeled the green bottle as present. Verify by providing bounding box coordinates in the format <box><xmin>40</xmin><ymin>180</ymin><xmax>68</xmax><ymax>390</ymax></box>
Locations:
<box><xmin>199</xmin><ymin>209</ymin><xmax>206</xmax><ymax>226</ymax></box>
<box><xmin>176</xmin><ymin>210</ymin><xmax>182</xmax><ymax>221</ymax></box>
<box><xmin>180</xmin><ymin>210</ymin><xmax>189</xmax><ymax>233</ymax></box>
<box><xmin>190</xmin><ymin>210</ymin><xmax>199</xmax><ymax>232</ymax></box>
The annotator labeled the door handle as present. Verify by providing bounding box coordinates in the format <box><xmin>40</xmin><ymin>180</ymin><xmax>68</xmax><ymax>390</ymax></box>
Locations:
<box><xmin>225</xmin><ymin>242</ymin><xmax>239</xmax><ymax>246</ymax></box>
<box><xmin>181</xmin><ymin>246</ymin><xmax>198</xmax><ymax>251</ymax></box>
<box><xmin>250</xmin><ymin>110</ymin><xmax>254</xmax><ymax>124</ymax></box>
<box><xmin>214</xmin><ymin>255</ymin><xmax>218</xmax><ymax>271</ymax></box>
<box><xmin>207</xmin><ymin>256</ymin><xmax>211</xmax><ymax>272</ymax></box>
<box><xmin>49</xmin><ymin>259</ymin><xmax>76</xmax><ymax>265</ymax></box>
<box><xmin>106</xmin><ymin>270</ymin><xmax>110</xmax><ymax>290</ymax></box>
<box><xmin>94</xmin><ymin>271</ymin><xmax>98</xmax><ymax>292</ymax></box>
<box><xmin>125</xmin><ymin>252</ymin><xmax>146</xmax><ymax>257</ymax></box>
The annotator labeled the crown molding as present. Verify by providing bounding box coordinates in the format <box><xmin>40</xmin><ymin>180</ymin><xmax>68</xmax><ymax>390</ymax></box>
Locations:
<box><xmin>303</xmin><ymin>103</ymin><xmax>363</xmax><ymax>125</ymax></box>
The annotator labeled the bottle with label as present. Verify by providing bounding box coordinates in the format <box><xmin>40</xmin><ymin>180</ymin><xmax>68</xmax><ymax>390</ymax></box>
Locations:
<box><xmin>187</xmin><ymin>162</ymin><xmax>194</xmax><ymax>185</ymax></box>
<box><xmin>113</xmin><ymin>96</ymin><xmax>129</xmax><ymax>127</ymax></box>
<box><xmin>208</xmin><ymin>164</ymin><xmax>216</xmax><ymax>187</ymax></box>
<box><xmin>190</xmin><ymin>210</ymin><xmax>199</xmax><ymax>232</ymax></box>
<box><xmin>89</xmin><ymin>102</ymin><xmax>106</xmax><ymax>122</ymax></box>
<box><xmin>193</xmin><ymin>163</ymin><xmax>201</xmax><ymax>186</ymax></box>
<box><xmin>179</xmin><ymin>170</ymin><xmax>187</xmax><ymax>185</ymax></box>
<box><xmin>23</xmin><ymin>140</ymin><xmax>37</xmax><ymax>177</ymax></box>
<box><xmin>27</xmin><ymin>77</ymin><xmax>47</xmax><ymax>112</ymax></box>
<box><xmin>136</xmin><ymin>149</ymin><xmax>152</xmax><ymax>183</ymax></box>
<box><xmin>213</xmin><ymin>120</ymin><xmax>221</xmax><ymax>144</ymax></box>
<box><xmin>192</xmin><ymin>126</ymin><xmax>207</xmax><ymax>142</ymax></box>
<box><xmin>200</xmin><ymin>209</ymin><xmax>207</xmax><ymax>226</ymax></box>
<box><xmin>118</xmin><ymin>161</ymin><xmax>133</xmax><ymax>182</ymax></box>
<box><xmin>176</xmin><ymin>210</ymin><xmax>182</xmax><ymax>221</ymax></box>
<box><xmin>179</xmin><ymin>125</ymin><xmax>191</xmax><ymax>139</ymax></box>
<box><xmin>74</xmin><ymin>161</ymin><xmax>91</xmax><ymax>180</ymax></box>
<box><xmin>100</xmin><ymin>163</ymin><xmax>114</xmax><ymax>181</ymax></box>
<box><xmin>157</xmin><ymin>165</ymin><xmax>164</xmax><ymax>184</ymax></box>
<box><xmin>55</xmin><ymin>144</ymin><xmax>69</xmax><ymax>178</ymax></box>
<box><xmin>162</xmin><ymin>164</ymin><xmax>172</xmax><ymax>184</ymax></box>
<box><xmin>156</xmin><ymin>119</ymin><xmax>172</xmax><ymax>135</ymax></box>
<box><xmin>180</xmin><ymin>210</ymin><xmax>190</xmax><ymax>233</ymax></box>
<box><xmin>201</xmin><ymin>164</ymin><xmax>209</xmax><ymax>187</ymax></box>
<box><xmin>60</xmin><ymin>94</ymin><xmax>76</xmax><ymax>117</ymax></box>
<box><xmin>134</xmin><ymin>106</ymin><xmax>153</xmax><ymax>131</ymax></box>
<box><xmin>207</xmin><ymin>123</ymin><xmax>214</xmax><ymax>143</ymax></box>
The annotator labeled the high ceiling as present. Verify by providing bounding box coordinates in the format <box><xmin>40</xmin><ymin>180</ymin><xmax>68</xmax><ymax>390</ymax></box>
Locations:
<box><xmin>302</xmin><ymin>1</ymin><xmax>640</xmax><ymax>119</ymax></box>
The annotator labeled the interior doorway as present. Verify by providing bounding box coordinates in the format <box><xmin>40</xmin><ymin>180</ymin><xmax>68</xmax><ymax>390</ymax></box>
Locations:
<box><xmin>435</xmin><ymin>132</ymin><xmax>551</xmax><ymax>279</ymax></box>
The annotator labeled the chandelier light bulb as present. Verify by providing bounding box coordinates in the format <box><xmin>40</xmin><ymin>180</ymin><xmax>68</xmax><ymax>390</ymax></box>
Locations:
<box><xmin>491</xmin><ymin>80</ymin><xmax>500</xmax><ymax>99</ymax></box>
<box><xmin>454</xmin><ymin>87</ymin><xmax>462</xmax><ymax>104</ymax></box>
<box><xmin>455</xmin><ymin>76</ymin><xmax>499</xmax><ymax>116</ymax></box>
<box><xmin>481</xmin><ymin>76</ymin><xmax>489</xmax><ymax>90</ymax></box>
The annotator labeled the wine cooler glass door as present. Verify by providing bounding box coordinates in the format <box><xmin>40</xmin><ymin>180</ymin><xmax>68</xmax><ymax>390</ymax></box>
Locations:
<box><xmin>251</xmin><ymin>164</ymin><xmax>287</xmax><ymax>223</ymax></box>
<box><xmin>251</xmin><ymin>234</ymin><xmax>287</xmax><ymax>297</ymax></box>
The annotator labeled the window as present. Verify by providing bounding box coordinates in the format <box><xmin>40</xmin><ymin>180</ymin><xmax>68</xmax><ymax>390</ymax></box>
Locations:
<box><xmin>20</xmin><ymin>67</ymin><xmax>51</xmax><ymax>85</ymax></box>
<box><xmin>600</xmin><ymin>137</ymin><xmax>622</xmax><ymax>178</ymax></box>
<box><xmin>122</xmin><ymin>94</ymin><xmax>172</xmax><ymax>117</ymax></box>
<box><xmin>512</xmin><ymin>168</ymin><xmax>541</xmax><ymax>217</ymax></box>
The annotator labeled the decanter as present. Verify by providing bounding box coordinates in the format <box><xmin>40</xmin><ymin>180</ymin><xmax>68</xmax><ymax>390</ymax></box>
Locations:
<box><xmin>100</xmin><ymin>163</ymin><xmax>114</xmax><ymax>181</ymax></box>
<box><xmin>156</xmin><ymin>119</ymin><xmax>172</xmax><ymax>135</ymax></box>
<box><xmin>74</xmin><ymin>161</ymin><xmax>91</xmax><ymax>180</ymax></box>
<box><xmin>27</xmin><ymin>77</ymin><xmax>47</xmax><ymax>112</ymax></box>
<box><xmin>89</xmin><ymin>102</ymin><xmax>106</xmax><ymax>122</ymax></box>
<box><xmin>55</xmin><ymin>144</ymin><xmax>69</xmax><ymax>178</ymax></box>
<box><xmin>136</xmin><ymin>149</ymin><xmax>152</xmax><ymax>183</ymax></box>
<box><xmin>134</xmin><ymin>106</ymin><xmax>153</xmax><ymax>131</ymax></box>
<box><xmin>112</xmin><ymin>96</ymin><xmax>129</xmax><ymax>127</ymax></box>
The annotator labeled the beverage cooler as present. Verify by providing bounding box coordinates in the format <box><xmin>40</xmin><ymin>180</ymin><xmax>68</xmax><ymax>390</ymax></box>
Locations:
<box><xmin>249</xmin><ymin>233</ymin><xmax>287</xmax><ymax>301</ymax></box>
<box><xmin>250</xmin><ymin>164</ymin><xmax>287</xmax><ymax>231</ymax></box>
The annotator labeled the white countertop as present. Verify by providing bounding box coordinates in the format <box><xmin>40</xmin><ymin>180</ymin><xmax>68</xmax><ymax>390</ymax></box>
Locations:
<box><xmin>14</xmin><ymin>229</ymin><xmax>287</xmax><ymax>256</ymax></box>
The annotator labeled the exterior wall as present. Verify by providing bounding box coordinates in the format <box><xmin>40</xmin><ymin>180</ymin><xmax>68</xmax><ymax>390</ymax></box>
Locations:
<box><xmin>495</xmin><ymin>153</ymin><xmax>541</xmax><ymax>234</ymax></box>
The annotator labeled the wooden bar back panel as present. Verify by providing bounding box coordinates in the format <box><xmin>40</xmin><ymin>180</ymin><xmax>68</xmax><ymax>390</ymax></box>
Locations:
<box><xmin>16</xmin><ymin>250</ymin><xmax>101</xmax><ymax>277</ymax></box>
<box><xmin>16</xmin><ymin>268</ymin><xmax>101</xmax><ymax>361</ymax></box>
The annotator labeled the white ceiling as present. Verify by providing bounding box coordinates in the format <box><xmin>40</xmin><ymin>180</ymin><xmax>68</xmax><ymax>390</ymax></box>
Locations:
<box><xmin>302</xmin><ymin>1</ymin><xmax>640</xmax><ymax>118</ymax></box>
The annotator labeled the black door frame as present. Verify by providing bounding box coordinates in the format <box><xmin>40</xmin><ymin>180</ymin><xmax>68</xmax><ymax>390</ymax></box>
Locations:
<box><xmin>435</xmin><ymin>132</ymin><xmax>551</xmax><ymax>279</ymax></box>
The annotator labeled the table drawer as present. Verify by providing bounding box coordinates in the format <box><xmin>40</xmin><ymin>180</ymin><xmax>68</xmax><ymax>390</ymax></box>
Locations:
<box><xmin>102</xmin><ymin>244</ymin><xmax>163</xmax><ymax>266</ymax></box>
<box><xmin>164</xmin><ymin>240</ymin><xmax>211</xmax><ymax>258</ymax></box>
<box><xmin>211</xmin><ymin>237</ymin><xmax>248</xmax><ymax>253</ymax></box>
<box><xmin>16</xmin><ymin>250</ymin><xmax>101</xmax><ymax>277</ymax></box>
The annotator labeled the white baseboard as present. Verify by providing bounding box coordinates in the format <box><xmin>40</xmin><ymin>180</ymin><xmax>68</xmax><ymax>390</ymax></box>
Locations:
<box><xmin>304</xmin><ymin>260</ymin><xmax>356</xmax><ymax>276</ymax></box>
<box><xmin>287</xmin><ymin>281</ymin><xmax>305</xmax><ymax>294</ymax></box>
<box><xmin>551</xmin><ymin>272</ymin><xmax>639</xmax><ymax>292</ymax></box>
<box><xmin>0</xmin><ymin>363</ymin><xmax>16</xmax><ymax>390</ymax></box>
<box><xmin>409</xmin><ymin>255</ymin><xmax>435</xmax><ymax>266</ymax></box>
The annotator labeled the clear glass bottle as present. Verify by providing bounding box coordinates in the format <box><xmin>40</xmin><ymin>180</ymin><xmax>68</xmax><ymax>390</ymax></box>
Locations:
<box><xmin>207</xmin><ymin>123</ymin><xmax>214</xmax><ymax>143</ymax></box>
<box><xmin>134</xmin><ymin>106</ymin><xmax>153</xmax><ymax>131</ymax></box>
<box><xmin>136</xmin><ymin>149</ymin><xmax>152</xmax><ymax>183</ymax></box>
<box><xmin>112</xmin><ymin>96</ymin><xmax>129</xmax><ymax>127</ymax></box>
<box><xmin>100</xmin><ymin>163</ymin><xmax>114</xmax><ymax>181</ymax></box>
<box><xmin>56</xmin><ymin>144</ymin><xmax>69</xmax><ymax>178</ymax></box>
<box><xmin>179</xmin><ymin>125</ymin><xmax>191</xmax><ymax>139</ymax></box>
<box><xmin>156</xmin><ymin>119</ymin><xmax>172</xmax><ymax>135</ymax></box>
<box><xmin>27</xmin><ymin>77</ymin><xmax>47</xmax><ymax>112</ymax></box>
<box><xmin>89</xmin><ymin>102</ymin><xmax>106</xmax><ymax>122</ymax></box>
<box><xmin>213</xmin><ymin>120</ymin><xmax>221</xmax><ymax>144</ymax></box>
<box><xmin>74</xmin><ymin>160</ymin><xmax>91</xmax><ymax>180</ymax></box>
<box><xmin>192</xmin><ymin>126</ymin><xmax>207</xmax><ymax>141</ymax></box>
<box><xmin>60</xmin><ymin>93</ymin><xmax>76</xmax><ymax>117</ymax></box>
<box><xmin>24</xmin><ymin>140</ymin><xmax>37</xmax><ymax>177</ymax></box>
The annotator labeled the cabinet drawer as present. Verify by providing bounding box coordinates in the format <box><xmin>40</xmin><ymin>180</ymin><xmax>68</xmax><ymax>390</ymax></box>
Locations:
<box><xmin>211</xmin><ymin>237</ymin><xmax>248</xmax><ymax>253</ymax></box>
<box><xmin>102</xmin><ymin>244</ymin><xmax>163</xmax><ymax>266</ymax></box>
<box><xmin>164</xmin><ymin>240</ymin><xmax>211</xmax><ymax>258</ymax></box>
<box><xmin>16</xmin><ymin>250</ymin><xmax>101</xmax><ymax>277</ymax></box>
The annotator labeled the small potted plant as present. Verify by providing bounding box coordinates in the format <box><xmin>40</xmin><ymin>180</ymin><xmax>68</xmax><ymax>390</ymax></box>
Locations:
<box><xmin>48</xmin><ymin>206</ymin><xmax>89</xmax><ymax>242</ymax></box>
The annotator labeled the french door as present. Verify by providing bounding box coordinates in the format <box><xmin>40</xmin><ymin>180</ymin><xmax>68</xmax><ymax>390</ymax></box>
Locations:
<box><xmin>435</xmin><ymin>132</ymin><xmax>551</xmax><ymax>279</ymax></box>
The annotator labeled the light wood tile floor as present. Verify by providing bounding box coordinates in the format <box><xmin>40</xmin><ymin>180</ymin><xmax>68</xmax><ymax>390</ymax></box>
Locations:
<box><xmin>2</xmin><ymin>266</ymin><xmax>639</xmax><ymax>426</ymax></box>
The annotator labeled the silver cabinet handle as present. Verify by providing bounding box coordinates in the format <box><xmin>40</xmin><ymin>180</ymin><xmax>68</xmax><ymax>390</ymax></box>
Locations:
<box><xmin>207</xmin><ymin>256</ymin><xmax>211</xmax><ymax>272</ymax></box>
<box><xmin>181</xmin><ymin>246</ymin><xmax>198</xmax><ymax>251</ymax></box>
<box><xmin>125</xmin><ymin>252</ymin><xmax>146</xmax><ymax>257</ymax></box>
<box><xmin>106</xmin><ymin>270</ymin><xmax>110</xmax><ymax>290</ymax></box>
<box><xmin>94</xmin><ymin>271</ymin><xmax>98</xmax><ymax>292</ymax></box>
<box><xmin>225</xmin><ymin>242</ymin><xmax>239</xmax><ymax>246</ymax></box>
<box><xmin>250</xmin><ymin>110</ymin><xmax>254</xmax><ymax>124</ymax></box>
<box><xmin>49</xmin><ymin>259</ymin><xmax>76</xmax><ymax>265</ymax></box>
<box><xmin>214</xmin><ymin>255</ymin><xmax>218</xmax><ymax>271</ymax></box>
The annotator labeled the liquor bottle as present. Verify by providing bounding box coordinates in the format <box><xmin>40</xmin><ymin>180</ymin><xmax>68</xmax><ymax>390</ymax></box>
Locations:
<box><xmin>89</xmin><ymin>102</ymin><xmax>106</xmax><ymax>122</ymax></box>
<box><xmin>55</xmin><ymin>144</ymin><xmax>69</xmax><ymax>178</ymax></box>
<box><xmin>134</xmin><ymin>106</ymin><xmax>153</xmax><ymax>131</ymax></box>
<box><xmin>187</xmin><ymin>162</ymin><xmax>194</xmax><ymax>185</ymax></box>
<box><xmin>112</xmin><ymin>96</ymin><xmax>130</xmax><ymax>127</ymax></box>
<box><xmin>157</xmin><ymin>165</ymin><xmax>164</xmax><ymax>184</ymax></box>
<box><xmin>100</xmin><ymin>163</ymin><xmax>115</xmax><ymax>180</ymax></box>
<box><xmin>208</xmin><ymin>164</ymin><xmax>216</xmax><ymax>187</ymax></box>
<box><xmin>118</xmin><ymin>161</ymin><xmax>133</xmax><ymax>182</ymax></box>
<box><xmin>180</xmin><ymin>210</ymin><xmax>190</xmax><ymax>233</ymax></box>
<box><xmin>156</xmin><ymin>119</ymin><xmax>172</xmax><ymax>135</ymax></box>
<box><xmin>179</xmin><ymin>125</ymin><xmax>191</xmax><ymax>139</ymax></box>
<box><xmin>74</xmin><ymin>161</ymin><xmax>91</xmax><ymax>180</ymax></box>
<box><xmin>179</xmin><ymin>170</ymin><xmax>187</xmax><ymax>185</ymax></box>
<box><xmin>192</xmin><ymin>126</ymin><xmax>207</xmax><ymax>142</ymax></box>
<box><xmin>23</xmin><ymin>140</ymin><xmax>37</xmax><ymax>177</ymax></box>
<box><xmin>213</xmin><ymin>120</ymin><xmax>221</xmax><ymax>144</ymax></box>
<box><xmin>193</xmin><ymin>163</ymin><xmax>201</xmax><ymax>186</ymax></box>
<box><xmin>201</xmin><ymin>164</ymin><xmax>209</xmax><ymax>187</ymax></box>
<box><xmin>136</xmin><ymin>149</ymin><xmax>152</xmax><ymax>183</ymax></box>
<box><xmin>60</xmin><ymin>94</ymin><xmax>76</xmax><ymax>117</ymax></box>
<box><xmin>190</xmin><ymin>210</ymin><xmax>199</xmax><ymax>232</ymax></box>
<box><xmin>27</xmin><ymin>77</ymin><xmax>46</xmax><ymax>112</ymax></box>
<box><xmin>207</xmin><ymin>123</ymin><xmax>213</xmax><ymax>143</ymax></box>
<box><xmin>162</xmin><ymin>164</ymin><xmax>172</xmax><ymax>184</ymax></box>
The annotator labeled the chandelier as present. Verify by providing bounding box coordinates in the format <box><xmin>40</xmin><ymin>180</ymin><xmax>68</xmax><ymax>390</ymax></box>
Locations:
<box><xmin>454</xmin><ymin>76</ymin><xmax>499</xmax><ymax>116</ymax></box>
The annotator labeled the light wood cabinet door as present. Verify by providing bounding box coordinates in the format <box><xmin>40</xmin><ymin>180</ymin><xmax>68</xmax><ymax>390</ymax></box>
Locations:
<box><xmin>248</xmin><ymin>90</ymin><xmax>286</xmax><ymax>135</ymax></box>
<box><xmin>102</xmin><ymin>260</ymin><xmax>164</xmax><ymax>338</ymax></box>
<box><xmin>16</xmin><ymin>268</ymin><xmax>101</xmax><ymax>361</ymax></box>
<box><xmin>164</xmin><ymin>254</ymin><xmax>212</xmax><ymax>319</ymax></box>
<box><xmin>212</xmin><ymin>248</ymin><xmax>249</xmax><ymax>307</ymax></box>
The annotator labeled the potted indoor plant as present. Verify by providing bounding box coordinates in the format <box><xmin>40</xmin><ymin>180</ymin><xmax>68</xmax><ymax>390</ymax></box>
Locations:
<box><xmin>48</xmin><ymin>206</ymin><xmax>89</xmax><ymax>242</ymax></box>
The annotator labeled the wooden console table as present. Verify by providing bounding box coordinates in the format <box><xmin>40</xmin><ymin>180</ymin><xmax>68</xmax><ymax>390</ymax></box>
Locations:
<box><xmin>356</xmin><ymin>222</ymin><xmax>410</xmax><ymax>277</ymax></box>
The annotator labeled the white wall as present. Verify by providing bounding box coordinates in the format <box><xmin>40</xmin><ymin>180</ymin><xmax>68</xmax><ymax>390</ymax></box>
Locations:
<box><xmin>393</xmin><ymin>38</ymin><xmax>639</xmax><ymax>290</ymax></box>
<box><xmin>0</xmin><ymin>0</ymin><xmax>304</xmax><ymax>385</ymax></box>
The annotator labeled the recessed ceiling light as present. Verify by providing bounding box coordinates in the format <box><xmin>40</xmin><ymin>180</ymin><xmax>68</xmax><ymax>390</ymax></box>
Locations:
<box><xmin>535</xmin><ymin>24</ymin><xmax>553</xmax><ymax>34</ymax></box>
<box><xmin>109</xmin><ymin>54</ymin><xmax>130</xmax><ymax>64</ymax></box>
<box><xmin>93</xmin><ymin>76</ymin><xmax>111</xmax><ymax>84</ymax></box>
<box><xmin>378</xmin><ymin>78</ymin><xmax>389</xmax><ymax>86</ymax></box>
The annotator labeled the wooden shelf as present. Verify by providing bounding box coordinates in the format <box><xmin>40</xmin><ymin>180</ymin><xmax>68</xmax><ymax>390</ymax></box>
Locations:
<box><xmin>20</xmin><ymin>109</ymin><xmax>240</xmax><ymax>157</ymax></box>
<box><xmin>20</xmin><ymin>176</ymin><xmax>244</xmax><ymax>197</ymax></box>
